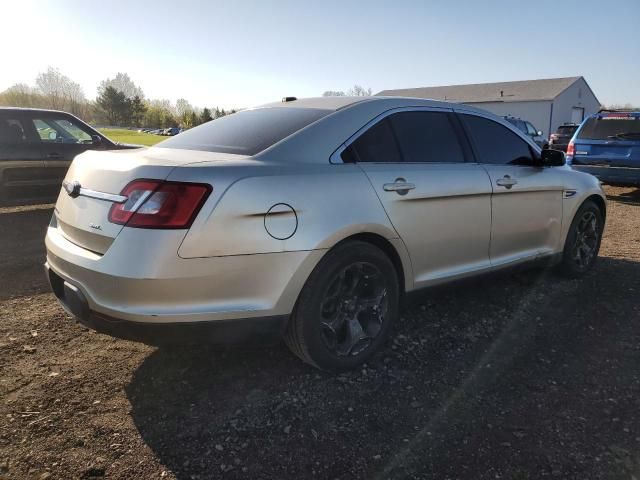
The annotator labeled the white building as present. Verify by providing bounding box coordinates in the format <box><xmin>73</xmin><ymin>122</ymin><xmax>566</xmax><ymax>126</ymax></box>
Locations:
<box><xmin>377</xmin><ymin>77</ymin><xmax>600</xmax><ymax>139</ymax></box>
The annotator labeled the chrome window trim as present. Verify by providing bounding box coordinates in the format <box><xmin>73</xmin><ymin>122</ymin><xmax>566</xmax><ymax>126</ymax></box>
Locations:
<box><xmin>329</xmin><ymin>106</ymin><xmax>454</xmax><ymax>164</ymax></box>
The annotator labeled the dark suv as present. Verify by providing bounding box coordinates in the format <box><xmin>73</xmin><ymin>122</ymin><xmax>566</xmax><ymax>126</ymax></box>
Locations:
<box><xmin>567</xmin><ymin>110</ymin><xmax>640</xmax><ymax>187</ymax></box>
<box><xmin>503</xmin><ymin>116</ymin><xmax>548</xmax><ymax>149</ymax></box>
<box><xmin>548</xmin><ymin>124</ymin><xmax>578</xmax><ymax>152</ymax></box>
<box><xmin>0</xmin><ymin>107</ymin><xmax>139</xmax><ymax>206</ymax></box>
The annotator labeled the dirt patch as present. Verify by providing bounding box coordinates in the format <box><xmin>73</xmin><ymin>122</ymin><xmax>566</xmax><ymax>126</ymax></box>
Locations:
<box><xmin>1</xmin><ymin>187</ymin><xmax>639</xmax><ymax>479</ymax></box>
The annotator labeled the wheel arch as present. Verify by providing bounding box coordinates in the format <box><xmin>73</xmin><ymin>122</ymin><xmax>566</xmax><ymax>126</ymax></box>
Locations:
<box><xmin>585</xmin><ymin>193</ymin><xmax>606</xmax><ymax>221</ymax></box>
<box><xmin>331</xmin><ymin>232</ymin><xmax>410</xmax><ymax>299</ymax></box>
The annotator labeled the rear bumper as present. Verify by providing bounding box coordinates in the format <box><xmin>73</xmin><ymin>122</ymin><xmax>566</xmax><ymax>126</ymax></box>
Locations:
<box><xmin>45</xmin><ymin>262</ymin><xmax>288</xmax><ymax>345</ymax></box>
<box><xmin>45</xmin><ymin>223</ymin><xmax>325</xmax><ymax>338</ymax></box>
<box><xmin>548</xmin><ymin>143</ymin><xmax>569</xmax><ymax>152</ymax></box>
<box><xmin>571</xmin><ymin>165</ymin><xmax>640</xmax><ymax>187</ymax></box>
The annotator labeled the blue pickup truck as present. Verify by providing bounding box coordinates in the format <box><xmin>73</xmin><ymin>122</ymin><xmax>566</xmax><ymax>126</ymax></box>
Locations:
<box><xmin>567</xmin><ymin>110</ymin><xmax>640</xmax><ymax>187</ymax></box>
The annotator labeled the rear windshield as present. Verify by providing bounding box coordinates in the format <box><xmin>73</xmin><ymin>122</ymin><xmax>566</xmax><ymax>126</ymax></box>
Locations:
<box><xmin>577</xmin><ymin>116</ymin><xmax>640</xmax><ymax>140</ymax></box>
<box><xmin>157</xmin><ymin>107</ymin><xmax>331</xmax><ymax>155</ymax></box>
<box><xmin>556</xmin><ymin>125</ymin><xmax>577</xmax><ymax>135</ymax></box>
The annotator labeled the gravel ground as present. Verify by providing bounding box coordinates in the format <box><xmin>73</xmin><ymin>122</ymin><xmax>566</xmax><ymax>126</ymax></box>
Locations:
<box><xmin>0</xmin><ymin>187</ymin><xmax>639</xmax><ymax>480</ymax></box>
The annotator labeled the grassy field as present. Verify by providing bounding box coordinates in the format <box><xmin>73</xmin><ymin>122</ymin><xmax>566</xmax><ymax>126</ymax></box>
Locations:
<box><xmin>98</xmin><ymin>128</ymin><xmax>164</xmax><ymax>147</ymax></box>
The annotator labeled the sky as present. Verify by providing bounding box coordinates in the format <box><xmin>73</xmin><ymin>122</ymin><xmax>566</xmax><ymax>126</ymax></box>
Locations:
<box><xmin>2</xmin><ymin>0</ymin><xmax>639</xmax><ymax>109</ymax></box>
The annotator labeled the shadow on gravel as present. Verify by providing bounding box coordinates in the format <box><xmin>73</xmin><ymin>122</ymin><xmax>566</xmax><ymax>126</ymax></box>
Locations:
<box><xmin>127</xmin><ymin>258</ymin><xmax>640</xmax><ymax>480</ymax></box>
<box><xmin>607</xmin><ymin>188</ymin><xmax>640</xmax><ymax>205</ymax></box>
<box><xmin>0</xmin><ymin>207</ymin><xmax>53</xmax><ymax>300</ymax></box>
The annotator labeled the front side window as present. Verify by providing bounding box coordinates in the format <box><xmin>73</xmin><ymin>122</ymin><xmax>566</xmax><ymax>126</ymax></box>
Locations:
<box><xmin>462</xmin><ymin>114</ymin><xmax>534</xmax><ymax>165</ymax></box>
<box><xmin>525</xmin><ymin>122</ymin><xmax>539</xmax><ymax>136</ymax></box>
<box><xmin>32</xmin><ymin>117</ymin><xmax>92</xmax><ymax>144</ymax></box>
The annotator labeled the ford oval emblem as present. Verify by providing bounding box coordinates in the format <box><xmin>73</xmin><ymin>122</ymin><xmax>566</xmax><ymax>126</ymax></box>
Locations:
<box><xmin>63</xmin><ymin>180</ymin><xmax>81</xmax><ymax>198</ymax></box>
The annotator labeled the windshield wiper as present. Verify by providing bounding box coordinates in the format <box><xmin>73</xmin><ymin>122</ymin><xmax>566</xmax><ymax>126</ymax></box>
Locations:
<box><xmin>608</xmin><ymin>132</ymin><xmax>640</xmax><ymax>140</ymax></box>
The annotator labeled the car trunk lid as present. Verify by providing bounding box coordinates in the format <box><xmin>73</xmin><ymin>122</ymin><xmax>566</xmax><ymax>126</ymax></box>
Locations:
<box><xmin>53</xmin><ymin>148</ymin><xmax>244</xmax><ymax>254</ymax></box>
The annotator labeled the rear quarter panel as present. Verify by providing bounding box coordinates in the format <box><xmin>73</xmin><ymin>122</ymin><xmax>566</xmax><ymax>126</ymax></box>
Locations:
<box><xmin>172</xmin><ymin>162</ymin><xmax>403</xmax><ymax>257</ymax></box>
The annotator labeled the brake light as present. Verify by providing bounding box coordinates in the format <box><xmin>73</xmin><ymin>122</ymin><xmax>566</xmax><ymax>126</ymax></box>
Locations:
<box><xmin>108</xmin><ymin>179</ymin><xmax>212</xmax><ymax>229</ymax></box>
<box><xmin>566</xmin><ymin>142</ymin><xmax>575</xmax><ymax>157</ymax></box>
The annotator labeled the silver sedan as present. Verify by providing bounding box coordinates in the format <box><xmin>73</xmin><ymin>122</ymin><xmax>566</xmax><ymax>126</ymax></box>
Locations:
<box><xmin>45</xmin><ymin>96</ymin><xmax>606</xmax><ymax>370</ymax></box>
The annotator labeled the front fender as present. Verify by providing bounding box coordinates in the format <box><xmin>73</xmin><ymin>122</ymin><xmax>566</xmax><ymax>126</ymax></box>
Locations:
<box><xmin>559</xmin><ymin>169</ymin><xmax>606</xmax><ymax>247</ymax></box>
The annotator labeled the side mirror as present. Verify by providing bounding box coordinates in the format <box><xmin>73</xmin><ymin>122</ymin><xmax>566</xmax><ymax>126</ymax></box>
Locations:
<box><xmin>91</xmin><ymin>135</ymin><xmax>102</xmax><ymax>145</ymax></box>
<box><xmin>48</xmin><ymin>131</ymin><xmax>57</xmax><ymax>140</ymax></box>
<box><xmin>540</xmin><ymin>148</ymin><xmax>565</xmax><ymax>167</ymax></box>
<box><xmin>537</xmin><ymin>130</ymin><xmax>543</xmax><ymax>137</ymax></box>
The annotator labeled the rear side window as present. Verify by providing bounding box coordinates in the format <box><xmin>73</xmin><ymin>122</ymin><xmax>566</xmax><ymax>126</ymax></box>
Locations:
<box><xmin>157</xmin><ymin>107</ymin><xmax>331</xmax><ymax>155</ymax></box>
<box><xmin>342</xmin><ymin>118</ymin><xmax>402</xmax><ymax>163</ymax></box>
<box><xmin>389</xmin><ymin>111</ymin><xmax>465</xmax><ymax>163</ymax></box>
<box><xmin>462</xmin><ymin>114</ymin><xmax>534</xmax><ymax>165</ymax></box>
<box><xmin>342</xmin><ymin>111</ymin><xmax>465</xmax><ymax>163</ymax></box>
<box><xmin>577</xmin><ymin>116</ymin><xmax>640</xmax><ymax>140</ymax></box>
<box><xmin>0</xmin><ymin>114</ymin><xmax>27</xmax><ymax>144</ymax></box>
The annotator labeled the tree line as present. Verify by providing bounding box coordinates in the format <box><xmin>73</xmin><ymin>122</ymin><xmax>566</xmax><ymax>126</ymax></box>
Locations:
<box><xmin>0</xmin><ymin>68</ymin><xmax>237</xmax><ymax>129</ymax></box>
<box><xmin>0</xmin><ymin>67</ymin><xmax>374</xmax><ymax>129</ymax></box>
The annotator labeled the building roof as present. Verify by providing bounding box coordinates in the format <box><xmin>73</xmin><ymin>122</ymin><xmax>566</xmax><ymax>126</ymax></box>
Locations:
<box><xmin>377</xmin><ymin>77</ymin><xmax>584</xmax><ymax>103</ymax></box>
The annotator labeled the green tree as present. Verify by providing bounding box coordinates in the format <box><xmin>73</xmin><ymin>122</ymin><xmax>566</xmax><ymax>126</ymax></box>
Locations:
<box><xmin>188</xmin><ymin>110</ymin><xmax>199</xmax><ymax>128</ymax></box>
<box><xmin>129</xmin><ymin>96</ymin><xmax>147</xmax><ymax>127</ymax></box>
<box><xmin>96</xmin><ymin>86</ymin><xmax>130</xmax><ymax>125</ymax></box>
<box><xmin>200</xmin><ymin>107</ymin><xmax>213</xmax><ymax>124</ymax></box>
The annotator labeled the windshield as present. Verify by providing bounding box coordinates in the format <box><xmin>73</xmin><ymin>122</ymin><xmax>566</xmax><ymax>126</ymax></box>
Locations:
<box><xmin>578</xmin><ymin>116</ymin><xmax>640</xmax><ymax>140</ymax></box>
<box><xmin>157</xmin><ymin>107</ymin><xmax>331</xmax><ymax>155</ymax></box>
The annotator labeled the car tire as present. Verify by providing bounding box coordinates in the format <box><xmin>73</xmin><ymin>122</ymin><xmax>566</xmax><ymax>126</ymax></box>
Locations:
<box><xmin>284</xmin><ymin>241</ymin><xmax>399</xmax><ymax>371</ymax></box>
<box><xmin>557</xmin><ymin>200</ymin><xmax>604</xmax><ymax>278</ymax></box>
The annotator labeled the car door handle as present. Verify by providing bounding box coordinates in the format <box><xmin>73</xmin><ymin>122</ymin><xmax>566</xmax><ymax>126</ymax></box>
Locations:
<box><xmin>496</xmin><ymin>175</ymin><xmax>517</xmax><ymax>189</ymax></box>
<box><xmin>383</xmin><ymin>179</ymin><xmax>415</xmax><ymax>195</ymax></box>
<box><xmin>46</xmin><ymin>153</ymin><xmax>63</xmax><ymax>159</ymax></box>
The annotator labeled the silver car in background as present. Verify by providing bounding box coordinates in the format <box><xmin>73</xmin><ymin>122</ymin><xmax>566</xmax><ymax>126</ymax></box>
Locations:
<box><xmin>45</xmin><ymin>96</ymin><xmax>606</xmax><ymax>370</ymax></box>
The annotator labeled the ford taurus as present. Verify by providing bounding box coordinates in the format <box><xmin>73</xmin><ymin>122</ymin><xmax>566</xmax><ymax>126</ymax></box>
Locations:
<box><xmin>44</xmin><ymin>96</ymin><xmax>606</xmax><ymax>370</ymax></box>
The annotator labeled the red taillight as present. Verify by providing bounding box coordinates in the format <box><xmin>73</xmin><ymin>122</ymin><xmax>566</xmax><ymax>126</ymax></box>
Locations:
<box><xmin>108</xmin><ymin>179</ymin><xmax>212</xmax><ymax>229</ymax></box>
<box><xmin>566</xmin><ymin>142</ymin><xmax>575</xmax><ymax>156</ymax></box>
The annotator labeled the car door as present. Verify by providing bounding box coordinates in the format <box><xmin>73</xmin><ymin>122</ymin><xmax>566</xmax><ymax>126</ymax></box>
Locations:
<box><xmin>458</xmin><ymin>111</ymin><xmax>564</xmax><ymax>266</ymax></box>
<box><xmin>29</xmin><ymin>112</ymin><xmax>105</xmax><ymax>197</ymax></box>
<box><xmin>0</xmin><ymin>110</ymin><xmax>49</xmax><ymax>205</ymax></box>
<box><xmin>340</xmin><ymin>108</ymin><xmax>493</xmax><ymax>288</ymax></box>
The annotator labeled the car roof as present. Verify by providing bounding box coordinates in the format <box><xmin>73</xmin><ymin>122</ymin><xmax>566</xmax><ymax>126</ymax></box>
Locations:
<box><xmin>592</xmin><ymin>111</ymin><xmax>640</xmax><ymax>117</ymax></box>
<box><xmin>256</xmin><ymin>96</ymin><xmax>505</xmax><ymax>120</ymax></box>
<box><xmin>0</xmin><ymin>106</ymin><xmax>73</xmax><ymax>115</ymax></box>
